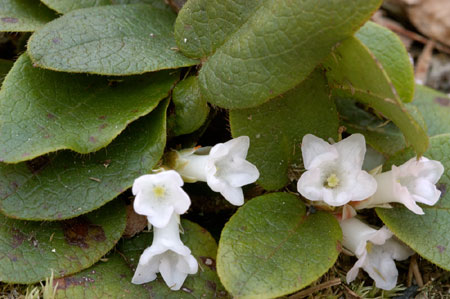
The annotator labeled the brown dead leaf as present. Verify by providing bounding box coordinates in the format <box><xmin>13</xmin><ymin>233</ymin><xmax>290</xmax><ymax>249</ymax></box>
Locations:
<box><xmin>407</xmin><ymin>0</ymin><xmax>450</xmax><ymax>47</ymax></box>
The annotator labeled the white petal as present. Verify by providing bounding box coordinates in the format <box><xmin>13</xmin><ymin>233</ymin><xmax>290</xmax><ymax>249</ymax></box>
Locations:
<box><xmin>133</xmin><ymin>192</ymin><xmax>162</xmax><ymax>217</ymax></box>
<box><xmin>147</xmin><ymin>205</ymin><xmax>175</xmax><ymax>228</ymax></box>
<box><xmin>220</xmin><ymin>186</ymin><xmax>245</xmax><ymax>206</ymax></box>
<box><xmin>170</xmin><ymin>187</ymin><xmax>192</xmax><ymax>215</ymax></box>
<box><xmin>210</xmin><ymin>136</ymin><xmax>250</xmax><ymax>160</ymax></box>
<box><xmin>410</xmin><ymin>178</ymin><xmax>441</xmax><ymax>205</ymax></box>
<box><xmin>335</xmin><ymin>134</ymin><xmax>366</xmax><ymax>171</ymax></box>
<box><xmin>346</xmin><ymin>251</ymin><xmax>367</xmax><ymax>283</ymax></box>
<box><xmin>342</xmin><ymin>170</ymin><xmax>378</xmax><ymax>202</ymax></box>
<box><xmin>206</xmin><ymin>168</ymin><xmax>247</xmax><ymax>206</ymax></box>
<box><xmin>218</xmin><ymin>159</ymin><xmax>260</xmax><ymax>187</ymax></box>
<box><xmin>297</xmin><ymin>168</ymin><xmax>325</xmax><ymax>202</ymax></box>
<box><xmin>364</xmin><ymin>247</ymin><xmax>399</xmax><ymax>290</ymax></box>
<box><xmin>301</xmin><ymin>134</ymin><xmax>338</xmax><ymax>169</ymax></box>
<box><xmin>340</xmin><ymin>218</ymin><xmax>378</xmax><ymax>254</ymax></box>
<box><xmin>131</xmin><ymin>261</ymin><xmax>158</xmax><ymax>285</ymax></box>
<box><xmin>182</xmin><ymin>254</ymin><xmax>199</xmax><ymax>274</ymax></box>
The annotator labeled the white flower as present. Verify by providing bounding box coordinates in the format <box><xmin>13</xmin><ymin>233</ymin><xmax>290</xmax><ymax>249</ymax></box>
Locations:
<box><xmin>171</xmin><ymin>136</ymin><xmax>260</xmax><ymax>206</ymax></box>
<box><xmin>340</xmin><ymin>218</ymin><xmax>413</xmax><ymax>290</ymax></box>
<box><xmin>132</xmin><ymin>214</ymin><xmax>198</xmax><ymax>290</ymax></box>
<box><xmin>297</xmin><ymin>134</ymin><xmax>377</xmax><ymax>206</ymax></box>
<box><xmin>133</xmin><ymin>170</ymin><xmax>191</xmax><ymax>228</ymax></box>
<box><xmin>355</xmin><ymin>157</ymin><xmax>444</xmax><ymax>214</ymax></box>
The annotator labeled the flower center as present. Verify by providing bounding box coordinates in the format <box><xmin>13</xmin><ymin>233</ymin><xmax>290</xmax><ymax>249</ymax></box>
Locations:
<box><xmin>152</xmin><ymin>186</ymin><xmax>166</xmax><ymax>198</ymax></box>
<box><xmin>325</xmin><ymin>173</ymin><xmax>340</xmax><ymax>188</ymax></box>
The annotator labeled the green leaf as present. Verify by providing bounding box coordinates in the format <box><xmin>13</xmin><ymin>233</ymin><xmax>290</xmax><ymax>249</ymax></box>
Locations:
<box><xmin>0</xmin><ymin>54</ymin><xmax>175</xmax><ymax>163</ymax></box>
<box><xmin>175</xmin><ymin>0</ymin><xmax>382</xmax><ymax>108</ymax></box>
<box><xmin>230</xmin><ymin>70</ymin><xmax>338</xmax><ymax>191</ymax></box>
<box><xmin>0</xmin><ymin>100</ymin><xmax>168</xmax><ymax>220</ymax></box>
<box><xmin>54</xmin><ymin>254</ymin><xmax>150</xmax><ymax>298</ymax></box>
<box><xmin>217</xmin><ymin>193</ymin><xmax>341</xmax><ymax>298</ymax></box>
<box><xmin>27</xmin><ymin>4</ymin><xmax>198</xmax><ymax>75</ymax></box>
<box><xmin>324</xmin><ymin>37</ymin><xmax>429</xmax><ymax>156</ymax></box>
<box><xmin>0</xmin><ymin>0</ymin><xmax>56</xmax><ymax>32</ymax></box>
<box><xmin>41</xmin><ymin>0</ymin><xmax>171</xmax><ymax>14</ymax></box>
<box><xmin>356</xmin><ymin>21</ymin><xmax>415</xmax><ymax>103</ymax></box>
<box><xmin>0</xmin><ymin>59</ymin><xmax>13</xmax><ymax>84</ymax></box>
<box><xmin>335</xmin><ymin>98</ymin><xmax>406</xmax><ymax>156</ymax></box>
<box><xmin>117</xmin><ymin>219</ymin><xmax>228</xmax><ymax>298</ymax></box>
<box><xmin>0</xmin><ymin>199</ymin><xmax>126</xmax><ymax>284</ymax></box>
<box><xmin>377</xmin><ymin>134</ymin><xmax>450</xmax><ymax>270</ymax></box>
<box><xmin>409</xmin><ymin>84</ymin><xmax>450</xmax><ymax>136</ymax></box>
<box><xmin>168</xmin><ymin>76</ymin><xmax>210</xmax><ymax>136</ymax></box>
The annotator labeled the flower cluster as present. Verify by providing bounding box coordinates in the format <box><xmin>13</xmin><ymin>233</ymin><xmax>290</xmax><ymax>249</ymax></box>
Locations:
<box><xmin>131</xmin><ymin>137</ymin><xmax>259</xmax><ymax>290</ymax></box>
<box><xmin>131</xmin><ymin>170</ymin><xmax>197</xmax><ymax>290</ymax></box>
<box><xmin>169</xmin><ymin>136</ymin><xmax>260</xmax><ymax>206</ymax></box>
<box><xmin>297</xmin><ymin>133</ymin><xmax>444</xmax><ymax>289</ymax></box>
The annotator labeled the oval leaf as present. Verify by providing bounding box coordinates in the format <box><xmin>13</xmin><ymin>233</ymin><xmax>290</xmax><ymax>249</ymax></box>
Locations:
<box><xmin>41</xmin><ymin>0</ymin><xmax>170</xmax><ymax>14</ymax></box>
<box><xmin>0</xmin><ymin>199</ymin><xmax>126</xmax><ymax>284</ymax></box>
<box><xmin>0</xmin><ymin>54</ymin><xmax>176</xmax><ymax>163</ymax></box>
<box><xmin>217</xmin><ymin>193</ymin><xmax>342</xmax><ymax>298</ymax></box>
<box><xmin>54</xmin><ymin>254</ymin><xmax>151</xmax><ymax>298</ymax></box>
<box><xmin>117</xmin><ymin>219</ymin><xmax>228</xmax><ymax>298</ymax></box>
<box><xmin>0</xmin><ymin>100</ymin><xmax>168</xmax><ymax>220</ymax></box>
<box><xmin>377</xmin><ymin>134</ymin><xmax>450</xmax><ymax>271</ymax></box>
<box><xmin>0</xmin><ymin>0</ymin><xmax>56</xmax><ymax>32</ymax></box>
<box><xmin>230</xmin><ymin>70</ymin><xmax>338</xmax><ymax>190</ymax></box>
<box><xmin>168</xmin><ymin>76</ymin><xmax>209</xmax><ymax>136</ymax></box>
<box><xmin>28</xmin><ymin>4</ymin><xmax>198</xmax><ymax>75</ymax></box>
<box><xmin>324</xmin><ymin>37</ymin><xmax>429</xmax><ymax>156</ymax></box>
<box><xmin>356</xmin><ymin>21</ymin><xmax>415</xmax><ymax>103</ymax></box>
<box><xmin>175</xmin><ymin>0</ymin><xmax>382</xmax><ymax>108</ymax></box>
<box><xmin>409</xmin><ymin>84</ymin><xmax>450</xmax><ymax>136</ymax></box>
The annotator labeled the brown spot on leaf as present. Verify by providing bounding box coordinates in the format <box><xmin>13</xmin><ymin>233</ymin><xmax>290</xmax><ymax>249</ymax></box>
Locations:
<box><xmin>336</xmin><ymin>240</ymin><xmax>342</xmax><ymax>252</ymax></box>
<box><xmin>11</xmin><ymin>228</ymin><xmax>26</xmax><ymax>249</ymax></box>
<box><xmin>99</xmin><ymin>123</ymin><xmax>107</xmax><ymax>130</ymax></box>
<box><xmin>437</xmin><ymin>245</ymin><xmax>446</xmax><ymax>253</ymax></box>
<box><xmin>132</xmin><ymin>109</ymin><xmax>139</xmax><ymax>113</ymax></box>
<box><xmin>89</xmin><ymin>136</ymin><xmax>97</xmax><ymax>143</ymax></box>
<box><xmin>55</xmin><ymin>276</ymin><xmax>95</xmax><ymax>290</ymax></box>
<box><xmin>199</xmin><ymin>256</ymin><xmax>216</xmax><ymax>270</ymax></box>
<box><xmin>47</xmin><ymin>113</ymin><xmax>55</xmax><ymax>119</ymax></box>
<box><xmin>1</xmin><ymin>17</ymin><xmax>18</xmax><ymax>23</ymax></box>
<box><xmin>98</xmin><ymin>115</ymin><xmax>106</xmax><ymax>120</ymax></box>
<box><xmin>61</xmin><ymin>217</ymin><xmax>106</xmax><ymax>249</ymax></box>
<box><xmin>435</xmin><ymin>97</ymin><xmax>450</xmax><ymax>106</ymax></box>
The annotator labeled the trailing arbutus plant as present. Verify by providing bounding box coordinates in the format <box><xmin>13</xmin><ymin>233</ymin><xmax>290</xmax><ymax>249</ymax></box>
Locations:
<box><xmin>0</xmin><ymin>0</ymin><xmax>448</xmax><ymax>298</ymax></box>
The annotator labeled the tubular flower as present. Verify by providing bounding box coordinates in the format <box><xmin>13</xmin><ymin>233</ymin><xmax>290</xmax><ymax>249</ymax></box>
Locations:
<box><xmin>133</xmin><ymin>170</ymin><xmax>191</xmax><ymax>228</ymax></box>
<box><xmin>297</xmin><ymin>134</ymin><xmax>377</xmax><ymax>206</ymax></box>
<box><xmin>170</xmin><ymin>136</ymin><xmax>260</xmax><ymax>206</ymax></box>
<box><xmin>132</xmin><ymin>214</ymin><xmax>198</xmax><ymax>290</ymax></box>
<box><xmin>355</xmin><ymin>157</ymin><xmax>444</xmax><ymax>214</ymax></box>
<box><xmin>340</xmin><ymin>218</ymin><xmax>413</xmax><ymax>290</ymax></box>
